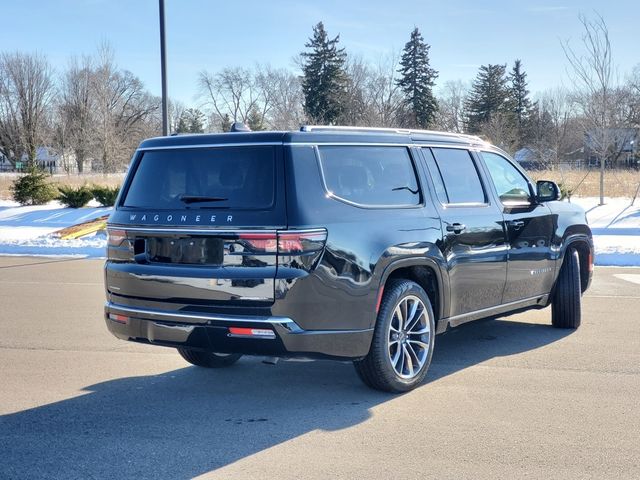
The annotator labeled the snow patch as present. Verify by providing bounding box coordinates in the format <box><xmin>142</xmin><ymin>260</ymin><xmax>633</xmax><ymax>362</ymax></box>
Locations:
<box><xmin>571</xmin><ymin>197</ymin><xmax>640</xmax><ymax>266</ymax></box>
<box><xmin>0</xmin><ymin>201</ymin><xmax>109</xmax><ymax>258</ymax></box>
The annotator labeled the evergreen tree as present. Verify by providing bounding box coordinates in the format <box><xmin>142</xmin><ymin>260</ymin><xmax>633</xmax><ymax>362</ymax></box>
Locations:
<box><xmin>509</xmin><ymin>60</ymin><xmax>532</xmax><ymax>129</ymax></box>
<box><xmin>465</xmin><ymin>64</ymin><xmax>511</xmax><ymax>133</ymax></box>
<box><xmin>300</xmin><ymin>22</ymin><xmax>348</xmax><ymax>124</ymax></box>
<box><xmin>175</xmin><ymin>108</ymin><xmax>205</xmax><ymax>133</ymax></box>
<box><xmin>396</xmin><ymin>27</ymin><xmax>438</xmax><ymax>128</ymax></box>
<box><xmin>220</xmin><ymin>113</ymin><xmax>232</xmax><ymax>132</ymax></box>
<box><xmin>185</xmin><ymin>108</ymin><xmax>205</xmax><ymax>133</ymax></box>
<box><xmin>246</xmin><ymin>107</ymin><xmax>265</xmax><ymax>131</ymax></box>
<box><xmin>176</xmin><ymin>114</ymin><xmax>189</xmax><ymax>134</ymax></box>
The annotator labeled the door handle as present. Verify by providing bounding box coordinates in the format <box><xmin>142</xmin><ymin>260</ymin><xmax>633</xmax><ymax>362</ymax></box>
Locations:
<box><xmin>509</xmin><ymin>220</ymin><xmax>525</xmax><ymax>230</ymax></box>
<box><xmin>446</xmin><ymin>223</ymin><xmax>466</xmax><ymax>234</ymax></box>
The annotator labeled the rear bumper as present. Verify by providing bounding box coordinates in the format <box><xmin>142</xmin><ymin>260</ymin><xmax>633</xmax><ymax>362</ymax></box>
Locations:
<box><xmin>104</xmin><ymin>302</ymin><xmax>373</xmax><ymax>360</ymax></box>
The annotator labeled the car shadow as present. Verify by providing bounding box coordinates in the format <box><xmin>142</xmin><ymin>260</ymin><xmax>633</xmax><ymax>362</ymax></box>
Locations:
<box><xmin>0</xmin><ymin>318</ymin><xmax>572</xmax><ymax>479</ymax></box>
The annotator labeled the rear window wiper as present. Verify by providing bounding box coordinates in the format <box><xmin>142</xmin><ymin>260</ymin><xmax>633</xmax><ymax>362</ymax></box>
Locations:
<box><xmin>179</xmin><ymin>195</ymin><xmax>229</xmax><ymax>204</ymax></box>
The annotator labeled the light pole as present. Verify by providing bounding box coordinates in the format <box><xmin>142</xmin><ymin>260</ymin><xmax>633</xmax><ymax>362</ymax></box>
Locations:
<box><xmin>159</xmin><ymin>0</ymin><xmax>169</xmax><ymax>136</ymax></box>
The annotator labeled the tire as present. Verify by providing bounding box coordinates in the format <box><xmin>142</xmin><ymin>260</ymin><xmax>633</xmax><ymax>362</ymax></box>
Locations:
<box><xmin>177</xmin><ymin>348</ymin><xmax>242</xmax><ymax>368</ymax></box>
<box><xmin>354</xmin><ymin>279</ymin><xmax>435</xmax><ymax>393</ymax></box>
<box><xmin>551</xmin><ymin>248</ymin><xmax>582</xmax><ymax>329</ymax></box>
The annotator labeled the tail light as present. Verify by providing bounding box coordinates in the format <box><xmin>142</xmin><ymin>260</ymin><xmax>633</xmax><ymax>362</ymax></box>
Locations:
<box><xmin>107</xmin><ymin>229</ymin><xmax>127</xmax><ymax>247</ymax></box>
<box><xmin>107</xmin><ymin>228</ymin><xmax>134</xmax><ymax>261</ymax></box>
<box><xmin>238</xmin><ymin>233</ymin><xmax>278</xmax><ymax>253</ymax></box>
<box><xmin>277</xmin><ymin>228</ymin><xmax>327</xmax><ymax>272</ymax></box>
<box><xmin>238</xmin><ymin>230</ymin><xmax>327</xmax><ymax>255</ymax></box>
<box><xmin>278</xmin><ymin>230</ymin><xmax>327</xmax><ymax>253</ymax></box>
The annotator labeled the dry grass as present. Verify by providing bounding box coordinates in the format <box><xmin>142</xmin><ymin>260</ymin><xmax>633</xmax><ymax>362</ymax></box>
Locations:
<box><xmin>0</xmin><ymin>173</ymin><xmax>125</xmax><ymax>201</ymax></box>
<box><xmin>528</xmin><ymin>169</ymin><xmax>640</xmax><ymax>198</ymax></box>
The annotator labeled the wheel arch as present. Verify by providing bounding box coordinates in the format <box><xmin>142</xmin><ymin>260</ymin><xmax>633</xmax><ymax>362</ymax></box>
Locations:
<box><xmin>559</xmin><ymin>233</ymin><xmax>593</xmax><ymax>293</ymax></box>
<box><xmin>378</xmin><ymin>258</ymin><xmax>448</xmax><ymax>333</ymax></box>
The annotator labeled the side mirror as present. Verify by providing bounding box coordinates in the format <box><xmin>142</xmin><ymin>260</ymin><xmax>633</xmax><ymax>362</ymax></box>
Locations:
<box><xmin>536</xmin><ymin>180</ymin><xmax>560</xmax><ymax>202</ymax></box>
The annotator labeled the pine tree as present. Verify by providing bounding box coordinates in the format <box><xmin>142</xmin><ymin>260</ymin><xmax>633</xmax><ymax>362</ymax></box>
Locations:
<box><xmin>176</xmin><ymin>114</ymin><xmax>189</xmax><ymax>134</ymax></box>
<box><xmin>396</xmin><ymin>27</ymin><xmax>438</xmax><ymax>128</ymax></box>
<box><xmin>508</xmin><ymin>59</ymin><xmax>532</xmax><ymax>145</ymax></box>
<box><xmin>185</xmin><ymin>108</ymin><xmax>205</xmax><ymax>133</ymax></box>
<box><xmin>300</xmin><ymin>22</ymin><xmax>348</xmax><ymax>124</ymax></box>
<box><xmin>246</xmin><ymin>107</ymin><xmax>264</xmax><ymax>131</ymax></box>
<box><xmin>465</xmin><ymin>64</ymin><xmax>511</xmax><ymax>133</ymax></box>
<box><xmin>176</xmin><ymin>109</ymin><xmax>205</xmax><ymax>133</ymax></box>
<box><xmin>509</xmin><ymin>60</ymin><xmax>532</xmax><ymax>128</ymax></box>
<box><xmin>220</xmin><ymin>114</ymin><xmax>232</xmax><ymax>132</ymax></box>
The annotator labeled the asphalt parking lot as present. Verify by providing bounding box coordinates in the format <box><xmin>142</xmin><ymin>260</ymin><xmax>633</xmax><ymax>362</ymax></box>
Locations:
<box><xmin>0</xmin><ymin>257</ymin><xmax>639</xmax><ymax>479</ymax></box>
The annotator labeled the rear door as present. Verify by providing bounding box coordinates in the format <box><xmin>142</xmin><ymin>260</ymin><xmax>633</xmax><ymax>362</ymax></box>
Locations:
<box><xmin>106</xmin><ymin>144</ymin><xmax>286</xmax><ymax>307</ymax></box>
<box><xmin>419</xmin><ymin>147</ymin><xmax>508</xmax><ymax>319</ymax></box>
<box><xmin>477</xmin><ymin>150</ymin><xmax>556</xmax><ymax>302</ymax></box>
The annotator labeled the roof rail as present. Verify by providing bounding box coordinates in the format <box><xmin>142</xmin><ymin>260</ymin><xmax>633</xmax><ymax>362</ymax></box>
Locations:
<box><xmin>300</xmin><ymin>125</ymin><xmax>484</xmax><ymax>143</ymax></box>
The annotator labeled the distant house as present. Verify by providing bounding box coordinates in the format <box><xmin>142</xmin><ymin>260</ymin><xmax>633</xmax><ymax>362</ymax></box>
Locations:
<box><xmin>584</xmin><ymin>128</ymin><xmax>638</xmax><ymax>167</ymax></box>
<box><xmin>514</xmin><ymin>148</ymin><xmax>543</xmax><ymax>170</ymax></box>
<box><xmin>0</xmin><ymin>147</ymin><xmax>81</xmax><ymax>173</ymax></box>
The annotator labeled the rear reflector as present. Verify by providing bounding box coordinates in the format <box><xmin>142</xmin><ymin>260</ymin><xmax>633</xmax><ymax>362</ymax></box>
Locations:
<box><xmin>109</xmin><ymin>313</ymin><xmax>129</xmax><ymax>324</ymax></box>
<box><xmin>375</xmin><ymin>285</ymin><xmax>385</xmax><ymax>314</ymax></box>
<box><xmin>228</xmin><ymin>327</ymin><xmax>276</xmax><ymax>339</ymax></box>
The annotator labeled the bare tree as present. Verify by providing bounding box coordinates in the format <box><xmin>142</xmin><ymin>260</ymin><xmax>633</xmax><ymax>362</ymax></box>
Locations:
<box><xmin>479</xmin><ymin>112</ymin><xmax>518</xmax><ymax>154</ymax></box>
<box><xmin>562</xmin><ymin>13</ymin><xmax>622</xmax><ymax>204</ymax></box>
<box><xmin>434</xmin><ymin>80</ymin><xmax>468</xmax><ymax>133</ymax></box>
<box><xmin>255</xmin><ymin>66</ymin><xmax>303</xmax><ymax>129</ymax></box>
<box><xmin>198</xmin><ymin>67</ymin><xmax>262</xmax><ymax>124</ymax></box>
<box><xmin>168</xmin><ymin>99</ymin><xmax>186</xmax><ymax>134</ymax></box>
<box><xmin>92</xmin><ymin>45</ymin><xmax>158</xmax><ymax>172</ymax></box>
<box><xmin>340</xmin><ymin>56</ymin><xmax>370</xmax><ymax>126</ymax></box>
<box><xmin>362</xmin><ymin>53</ymin><xmax>403</xmax><ymax>127</ymax></box>
<box><xmin>58</xmin><ymin>55</ymin><xmax>94</xmax><ymax>173</ymax></box>
<box><xmin>0</xmin><ymin>52</ymin><xmax>55</xmax><ymax>166</ymax></box>
<box><xmin>527</xmin><ymin>88</ymin><xmax>581</xmax><ymax>168</ymax></box>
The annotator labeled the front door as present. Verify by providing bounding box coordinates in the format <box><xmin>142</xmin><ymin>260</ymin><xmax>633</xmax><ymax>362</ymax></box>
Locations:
<box><xmin>478</xmin><ymin>151</ymin><xmax>556</xmax><ymax>303</ymax></box>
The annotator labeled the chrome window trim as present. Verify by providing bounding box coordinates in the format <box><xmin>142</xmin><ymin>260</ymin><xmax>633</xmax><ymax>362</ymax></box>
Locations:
<box><xmin>313</xmin><ymin>145</ymin><xmax>425</xmax><ymax>210</ymax></box>
<box><xmin>423</xmin><ymin>146</ymin><xmax>492</xmax><ymax>207</ymax></box>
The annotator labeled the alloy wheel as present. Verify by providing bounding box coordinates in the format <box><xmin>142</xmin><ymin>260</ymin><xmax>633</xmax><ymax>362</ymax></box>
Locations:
<box><xmin>387</xmin><ymin>295</ymin><xmax>431</xmax><ymax>379</ymax></box>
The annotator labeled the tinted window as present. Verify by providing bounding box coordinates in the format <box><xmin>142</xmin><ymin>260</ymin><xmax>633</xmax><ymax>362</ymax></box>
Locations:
<box><xmin>123</xmin><ymin>146</ymin><xmax>275</xmax><ymax>209</ymax></box>
<box><xmin>318</xmin><ymin>146</ymin><xmax>421</xmax><ymax>206</ymax></box>
<box><xmin>431</xmin><ymin>148</ymin><xmax>486</xmax><ymax>204</ymax></box>
<box><xmin>481</xmin><ymin>152</ymin><xmax>531</xmax><ymax>205</ymax></box>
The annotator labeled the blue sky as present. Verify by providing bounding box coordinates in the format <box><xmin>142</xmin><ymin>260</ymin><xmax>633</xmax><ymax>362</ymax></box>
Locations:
<box><xmin>1</xmin><ymin>0</ymin><xmax>637</xmax><ymax>105</ymax></box>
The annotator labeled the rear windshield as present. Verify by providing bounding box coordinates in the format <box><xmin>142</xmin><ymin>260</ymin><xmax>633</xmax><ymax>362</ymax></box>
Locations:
<box><xmin>122</xmin><ymin>146</ymin><xmax>275</xmax><ymax>209</ymax></box>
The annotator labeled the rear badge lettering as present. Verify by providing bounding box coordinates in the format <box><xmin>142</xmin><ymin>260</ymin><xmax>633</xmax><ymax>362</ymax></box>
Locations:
<box><xmin>127</xmin><ymin>213</ymin><xmax>234</xmax><ymax>224</ymax></box>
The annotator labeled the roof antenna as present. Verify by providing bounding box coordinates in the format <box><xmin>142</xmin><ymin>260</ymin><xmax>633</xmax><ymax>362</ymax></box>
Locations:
<box><xmin>230</xmin><ymin>122</ymin><xmax>251</xmax><ymax>132</ymax></box>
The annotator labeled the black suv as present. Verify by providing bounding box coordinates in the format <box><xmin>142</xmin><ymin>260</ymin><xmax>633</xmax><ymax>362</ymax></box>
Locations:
<box><xmin>104</xmin><ymin>126</ymin><xmax>593</xmax><ymax>392</ymax></box>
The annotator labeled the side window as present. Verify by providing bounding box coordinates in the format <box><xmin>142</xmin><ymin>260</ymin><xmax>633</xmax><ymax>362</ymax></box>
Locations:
<box><xmin>430</xmin><ymin>148</ymin><xmax>486</xmax><ymax>204</ymax></box>
<box><xmin>317</xmin><ymin>146</ymin><xmax>421</xmax><ymax>207</ymax></box>
<box><xmin>481</xmin><ymin>152</ymin><xmax>532</xmax><ymax>205</ymax></box>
